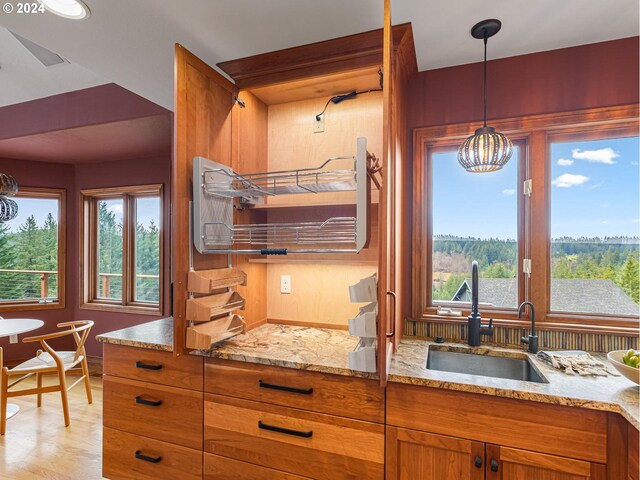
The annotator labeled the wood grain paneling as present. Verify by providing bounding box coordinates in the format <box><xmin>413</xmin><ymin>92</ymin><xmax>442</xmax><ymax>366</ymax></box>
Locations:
<box><xmin>204</xmin><ymin>393</ymin><xmax>384</xmax><ymax>479</ymax></box>
<box><xmin>217</xmin><ymin>24</ymin><xmax>413</xmax><ymax>89</ymax></box>
<box><xmin>266</xmin><ymin>263</ymin><xmax>377</xmax><ymax>326</ymax></box>
<box><xmin>103</xmin><ymin>375</ymin><xmax>203</xmax><ymax>450</ymax></box>
<box><xmin>204</xmin><ymin>453</ymin><xmax>312</xmax><ymax>480</ymax></box>
<box><xmin>103</xmin><ymin>343</ymin><xmax>203</xmax><ymax>391</ymax></box>
<box><xmin>386</xmin><ymin>426</ymin><xmax>484</xmax><ymax>480</ymax></box>
<box><xmin>173</xmin><ymin>44</ymin><xmax>237</xmax><ymax>355</ymax></box>
<box><xmin>205</xmin><ymin>358</ymin><xmax>384</xmax><ymax>423</ymax></box>
<box><xmin>387</xmin><ymin>383</ymin><xmax>607</xmax><ymax>463</ymax></box>
<box><xmin>103</xmin><ymin>426</ymin><xmax>202</xmax><ymax>480</ymax></box>
<box><xmin>630</xmin><ymin>424</ymin><xmax>639</xmax><ymax>480</ymax></box>
<box><xmin>486</xmin><ymin>444</ymin><xmax>606</xmax><ymax>480</ymax></box>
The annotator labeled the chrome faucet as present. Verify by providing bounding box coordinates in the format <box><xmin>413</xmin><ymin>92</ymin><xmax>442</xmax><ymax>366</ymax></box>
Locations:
<box><xmin>468</xmin><ymin>260</ymin><xmax>494</xmax><ymax>346</ymax></box>
<box><xmin>518</xmin><ymin>301</ymin><xmax>538</xmax><ymax>354</ymax></box>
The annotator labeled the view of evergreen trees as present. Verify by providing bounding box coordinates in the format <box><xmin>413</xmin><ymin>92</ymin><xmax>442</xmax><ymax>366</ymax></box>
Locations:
<box><xmin>0</xmin><ymin>202</ymin><xmax>159</xmax><ymax>304</ymax></box>
<box><xmin>433</xmin><ymin>235</ymin><xmax>640</xmax><ymax>305</ymax></box>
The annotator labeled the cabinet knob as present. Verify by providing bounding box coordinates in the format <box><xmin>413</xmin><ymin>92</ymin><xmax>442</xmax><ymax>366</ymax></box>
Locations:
<box><xmin>490</xmin><ymin>459</ymin><xmax>499</xmax><ymax>472</ymax></box>
<box><xmin>474</xmin><ymin>455</ymin><xmax>482</xmax><ymax>468</ymax></box>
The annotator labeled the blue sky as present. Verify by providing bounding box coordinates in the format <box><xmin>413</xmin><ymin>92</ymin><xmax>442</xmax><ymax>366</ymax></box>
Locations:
<box><xmin>551</xmin><ymin>136</ymin><xmax>639</xmax><ymax>239</ymax></box>
<box><xmin>432</xmin><ymin>147</ymin><xmax>519</xmax><ymax>240</ymax></box>
<box><xmin>432</xmin><ymin>136</ymin><xmax>639</xmax><ymax>240</ymax></box>
<box><xmin>5</xmin><ymin>196</ymin><xmax>160</xmax><ymax>233</ymax></box>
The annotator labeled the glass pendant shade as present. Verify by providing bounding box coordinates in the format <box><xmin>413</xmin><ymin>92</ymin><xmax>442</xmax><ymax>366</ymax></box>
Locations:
<box><xmin>0</xmin><ymin>197</ymin><xmax>18</xmax><ymax>222</ymax></box>
<box><xmin>458</xmin><ymin>126</ymin><xmax>513</xmax><ymax>173</ymax></box>
<box><xmin>0</xmin><ymin>173</ymin><xmax>18</xmax><ymax>197</ymax></box>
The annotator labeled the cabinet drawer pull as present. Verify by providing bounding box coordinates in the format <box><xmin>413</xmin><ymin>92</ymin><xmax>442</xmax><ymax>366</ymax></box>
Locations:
<box><xmin>135</xmin><ymin>450</ymin><xmax>162</xmax><ymax>463</ymax></box>
<box><xmin>474</xmin><ymin>455</ymin><xmax>482</xmax><ymax>468</ymax></box>
<box><xmin>135</xmin><ymin>361</ymin><xmax>163</xmax><ymax>371</ymax></box>
<box><xmin>258</xmin><ymin>420</ymin><xmax>313</xmax><ymax>438</ymax></box>
<box><xmin>258</xmin><ymin>380</ymin><xmax>313</xmax><ymax>395</ymax></box>
<box><xmin>490</xmin><ymin>459</ymin><xmax>499</xmax><ymax>472</ymax></box>
<box><xmin>135</xmin><ymin>396</ymin><xmax>163</xmax><ymax>407</ymax></box>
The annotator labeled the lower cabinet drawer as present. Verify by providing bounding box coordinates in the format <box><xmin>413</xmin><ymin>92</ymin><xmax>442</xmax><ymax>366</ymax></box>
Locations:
<box><xmin>204</xmin><ymin>393</ymin><xmax>385</xmax><ymax>480</ymax></box>
<box><xmin>204</xmin><ymin>453</ymin><xmax>312</xmax><ymax>480</ymax></box>
<box><xmin>103</xmin><ymin>375</ymin><xmax>203</xmax><ymax>450</ymax></box>
<box><xmin>103</xmin><ymin>427</ymin><xmax>202</xmax><ymax>480</ymax></box>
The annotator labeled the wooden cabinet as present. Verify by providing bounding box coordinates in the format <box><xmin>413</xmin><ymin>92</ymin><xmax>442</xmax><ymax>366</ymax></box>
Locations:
<box><xmin>386</xmin><ymin>426</ymin><xmax>484</xmax><ymax>480</ymax></box>
<box><xmin>205</xmin><ymin>358</ymin><xmax>385</xmax><ymax>422</ymax></box>
<box><xmin>102</xmin><ymin>345</ymin><xmax>204</xmax><ymax>479</ymax></box>
<box><xmin>172</xmin><ymin>0</ymin><xmax>416</xmax><ymax>386</ymax></box>
<box><xmin>630</xmin><ymin>424</ymin><xmax>639</xmax><ymax>480</ymax></box>
<box><xmin>485</xmin><ymin>445</ymin><xmax>606</xmax><ymax>480</ymax></box>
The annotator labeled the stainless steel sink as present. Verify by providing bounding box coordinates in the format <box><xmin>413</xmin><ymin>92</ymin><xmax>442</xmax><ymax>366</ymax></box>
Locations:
<box><xmin>426</xmin><ymin>347</ymin><xmax>548</xmax><ymax>383</ymax></box>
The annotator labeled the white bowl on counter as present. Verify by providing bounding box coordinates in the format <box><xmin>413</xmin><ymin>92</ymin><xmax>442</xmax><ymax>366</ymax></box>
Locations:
<box><xmin>607</xmin><ymin>350</ymin><xmax>640</xmax><ymax>385</ymax></box>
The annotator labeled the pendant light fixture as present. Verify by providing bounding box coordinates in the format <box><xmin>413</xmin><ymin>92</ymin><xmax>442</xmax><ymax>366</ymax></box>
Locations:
<box><xmin>458</xmin><ymin>19</ymin><xmax>513</xmax><ymax>173</ymax></box>
<box><xmin>0</xmin><ymin>173</ymin><xmax>18</xmax><ymax>223</ymax></box>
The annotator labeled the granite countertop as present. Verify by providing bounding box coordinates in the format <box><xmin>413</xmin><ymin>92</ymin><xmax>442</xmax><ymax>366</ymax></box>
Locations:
<box><xmin>390</xmin><ymin>339</ymin><xmax>640</xmax><ymax>429</ymax></box>
<box><xmin>96</xmin><ymin>318</ymin><xmax>639</xmax><ymax>428</ymax></box>
<box><xmin>96</xmin><ymin>317</ymin><xmax>174</xmax><ymax>352</ymax></box>
<box><xmin>198</xmin><ymin>323</ymin><xmax>375</xmax><ymax>379</ymax></box>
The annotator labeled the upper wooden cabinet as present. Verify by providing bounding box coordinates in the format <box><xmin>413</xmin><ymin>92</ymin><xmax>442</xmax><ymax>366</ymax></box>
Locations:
<box><xmin>172</xmin><ymin>0</ymin><xmax>416</xmax><ymax>386</ymax></box>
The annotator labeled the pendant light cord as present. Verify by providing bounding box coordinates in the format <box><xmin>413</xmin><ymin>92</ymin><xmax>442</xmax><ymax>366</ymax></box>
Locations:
<box><xmin>483</xmin><ymin>33</ymin><xmax>488</xmax><ymax>128</ymax></box>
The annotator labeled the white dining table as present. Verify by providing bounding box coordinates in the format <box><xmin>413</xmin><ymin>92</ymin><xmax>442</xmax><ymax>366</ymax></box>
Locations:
<box><xmin>0</xmin><ymin>318</ymin><xmax>45</xmax><ymax>419</ymax></box>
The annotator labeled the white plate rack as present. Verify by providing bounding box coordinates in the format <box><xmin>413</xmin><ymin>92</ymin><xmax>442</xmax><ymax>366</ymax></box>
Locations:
<box><xmin>193</xmin><ymin>137</ymin><xmax>373</xmax><ymax>255</ymax></box>
<box><xmin>347</xmin><ymin>274</ymin><xmax>378</xmax><ymax>373</ymax></box>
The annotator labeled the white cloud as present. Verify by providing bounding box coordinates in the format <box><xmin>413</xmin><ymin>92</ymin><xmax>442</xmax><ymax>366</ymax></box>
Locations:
<box><xmin>601</xmin><ymin>203</ymin><xmax>609</xmax><ymax>208</ymax></box>
<box><xmin>552</xmin><ymin>173</ymin><xmax>589</xmax><ymax>188</ymax></box>
<box><xmin>571</xmin><ymin>147</ymin><xmax>619</xmax><ymax>164</ymax></box>
<box><xmin>557</xmin><ymin>158</ymin><xmax>574</xmax><ymax>167</ymax></box>
<box><xmin>633</xmin><ymin>219</ymin><xmax>640</xmax><ymax>224</ymax></box>
<box><xmin>632</xmin><ymin>161</ymin><xmax>639</xmax><ymax>166</ymax></box>
<box><xmin>501</xmin><ymin>188</ymin><xmax>516</xmax><ymax>196</ymax></box>
<box><xmin>107</xmin><ymin>204</ymin><xmax>123</xmax><ymax>215</ymax></box>
<box><xmin>586</xmin><ymin>182</ymin><xmax>603</xmax><ymax>190</ymax></box>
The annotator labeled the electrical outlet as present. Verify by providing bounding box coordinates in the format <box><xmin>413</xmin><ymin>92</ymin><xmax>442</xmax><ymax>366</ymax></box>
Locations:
<box><xmin>9</xmin><ymin>335</ymin><xmax>17</xmax><ymax>344</ymax></box>
<box><xmin>280</xmin><ymin>275</ymin><xmax>291</xmax><ymax>294</ymax></box>
<box><xmin>313</xmin><ymin>115</ymin><xmax>325</xmax><ymax>133</ymax></box>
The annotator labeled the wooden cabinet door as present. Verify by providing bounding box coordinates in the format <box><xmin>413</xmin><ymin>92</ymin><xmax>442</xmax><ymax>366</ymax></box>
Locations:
<box><xmin>630</xmin><ymin>424</ymin><xmax>639</xmax><ymax>480</ymax></box>
<box><xmin>486</xmin><ymin>444</ymin><xmax>606</xmax><ymax>480</ymax></box>
<box><xmin>378</xmin><ymin>0</ymin><xmax>416</xmax><ymax>386</ymax></box>
<box><xmin>386</xmin><ymin>426</ymin><xmax>485</xmax><ymax>480</ymax></box>
<box><xmin>173</xmin><ymin>45</ymin><xmax>238</xmax><ymax>355</ymax></box>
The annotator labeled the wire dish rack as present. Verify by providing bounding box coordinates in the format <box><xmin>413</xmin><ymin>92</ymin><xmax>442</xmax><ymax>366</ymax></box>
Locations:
<box><xmin>193</xmin><ymin>137</ymin><xmax>373</xmax><ymax>255</ymax></box>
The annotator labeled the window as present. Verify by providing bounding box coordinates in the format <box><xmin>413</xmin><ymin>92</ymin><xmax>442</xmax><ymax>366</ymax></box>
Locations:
<box><xmin>0</xmin><ymin>187</ymin><xmax>65</xmax><ymax>310</ymax></box>
<box><xmin>413</xmin><ymin>105</ymin><xmax>638</xmax><ymax>333</ymax></box>
<box><xmin>550</xmin><ymin>136</ymin><xmax>639</xmax><ymax>318</ymax></box>
<box><xmin>431</xmin><ymin>146</ymin><xmax>522</xmax><ymax>310</ymax></box>
<box><xmin>80</xmin><ymin>185</ymin><xmax>163</xmax><ymax>314</ymax></box>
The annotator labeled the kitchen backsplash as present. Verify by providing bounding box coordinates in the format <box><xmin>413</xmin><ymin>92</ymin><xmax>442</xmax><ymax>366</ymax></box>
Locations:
<box><xmin>403</xmin><ymin>319</ymin><xmax>638</xmax><ymax>353</ymax></box>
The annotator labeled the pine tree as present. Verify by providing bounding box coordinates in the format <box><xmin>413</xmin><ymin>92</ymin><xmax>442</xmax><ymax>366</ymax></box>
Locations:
<box><xmin>620</xmin><ymin>254</ymin><xmax>640</xmax><ymax>304</ymax></box>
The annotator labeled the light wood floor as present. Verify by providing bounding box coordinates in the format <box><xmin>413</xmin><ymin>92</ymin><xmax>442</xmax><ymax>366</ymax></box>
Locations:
<box><xmin>0</xmin><ymin>374</ymin><xmax>103</xmax><ymax>480</ymax></box>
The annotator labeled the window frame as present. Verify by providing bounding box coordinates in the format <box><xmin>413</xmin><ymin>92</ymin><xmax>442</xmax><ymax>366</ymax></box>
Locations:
<box><xmin>80</xmin><ymin>184</ymin><xmax>163</xmax><ymax>315</ymax></box>
<box><xmin>412</xmin><ymin>104</ymin><xmax>639</xmax><ymax>335</ymax></box>
<box><xmin>0</xmin><ymin>187</ymin><xmax>66</xmax><ymax>312</ymax></box>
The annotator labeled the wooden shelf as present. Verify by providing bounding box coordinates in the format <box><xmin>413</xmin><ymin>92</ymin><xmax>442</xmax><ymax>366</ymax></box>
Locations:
<box><xmin>185</xmin><ymin>292</ymin><xmax>245</xmax><ymax>322</ymax></box>
<box><xmin>186</xmin><ymin>315</ymin><xmax>246</xmax><ymax>350</ymax></box>
<box><xmin>188</xmin><ymin>267</ymin><xmax>247</xmax><ymax>294</ymax></box>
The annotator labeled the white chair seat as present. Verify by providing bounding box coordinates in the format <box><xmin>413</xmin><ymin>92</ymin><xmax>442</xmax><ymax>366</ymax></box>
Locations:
<box><xmin>11</xmin><ymin>351</ymin><xmax>83</xmax><ymax>373</ymax></box>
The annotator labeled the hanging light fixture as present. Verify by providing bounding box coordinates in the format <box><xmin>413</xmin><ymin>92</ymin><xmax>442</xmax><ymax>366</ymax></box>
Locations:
<box><xmin>458</xmin><ymin>19</ymin><xmax>513</xmax><ymax>173</ymax></box>
<box><xmin>0</xmin><ymin>173</ymin><xmax>18</xmax><ymax>222</ymax></box>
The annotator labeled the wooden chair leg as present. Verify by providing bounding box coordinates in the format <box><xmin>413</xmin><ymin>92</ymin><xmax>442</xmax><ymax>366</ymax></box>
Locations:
<box><xmin>57</xmin><ymin>369</ymin><xmax>70</xmax><ymax>427</ymax></box>
<box><xmin>1</xmin><ymin>368</ymin><xmax>8</xmax><ymax>435</ymax></box>
<box><xmin>81</xmin><ymin>358</ymin><xmax>92</xmax><ymax>404</ymax></box>
<box><xmin>36</xmin><ymin>372</ymin><xmax>42</xmax><ymax>407</ymax></box>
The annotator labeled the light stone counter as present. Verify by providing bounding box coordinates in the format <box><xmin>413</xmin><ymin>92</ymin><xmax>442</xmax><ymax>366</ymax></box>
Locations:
<box><xmin>390</xmin><ymin>339</ymin><xmax>640</xmax><ymax>429</ymax></box>
<box><xmin>96</xmin><ymin>318</ymin><xmax>639</xmax><ymax>428</ymax></box>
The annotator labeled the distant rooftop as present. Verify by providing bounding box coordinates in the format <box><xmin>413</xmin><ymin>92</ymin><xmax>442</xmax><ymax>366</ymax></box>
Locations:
<box><xmin>452</xmin><ymin>278</ymin><xmax>639</xmax><ymax>317</ymax></box>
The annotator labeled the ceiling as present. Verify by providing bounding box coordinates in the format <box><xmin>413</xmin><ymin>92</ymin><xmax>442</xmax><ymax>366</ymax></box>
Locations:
<box><xmin>0</xmin><ymin>114</ymin><xmax>171</xmax><ymax>163</ymax></box>
<box><xmin>0</xmin><ymin>26</ymin><xmax>107</xmax><ymax>107</ymax></box>
<box><xmin>0</xmin><ymin>0</ymin><xmax>637</xmax><ymax>111</ymax></box>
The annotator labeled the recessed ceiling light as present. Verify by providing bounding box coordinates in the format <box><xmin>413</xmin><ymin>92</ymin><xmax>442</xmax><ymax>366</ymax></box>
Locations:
<box><xmin>39</xmin><ymin>0</ymin><xmax>90</xmax><ymax>20</ymax></box>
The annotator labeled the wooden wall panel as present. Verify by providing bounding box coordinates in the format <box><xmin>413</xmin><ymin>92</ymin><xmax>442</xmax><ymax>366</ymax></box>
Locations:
<box><xmin>266</xmin><ymin>92</ymin><xmax>383</xmax><ymax>206</ymax></box>
<box><xmin>266</xmin><ymin>263</ymin><xmax>377</xmax><ymax>326</ymax></box>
